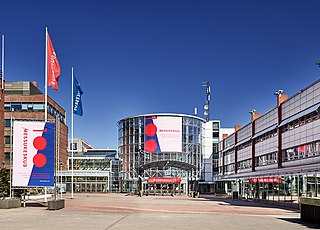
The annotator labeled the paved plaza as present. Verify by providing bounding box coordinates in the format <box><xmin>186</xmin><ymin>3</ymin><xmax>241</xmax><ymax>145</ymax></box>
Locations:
<box><xmin>0</xmin><ymin>193</ymin><xmax>316</xmax><ymax>230</ymax></box>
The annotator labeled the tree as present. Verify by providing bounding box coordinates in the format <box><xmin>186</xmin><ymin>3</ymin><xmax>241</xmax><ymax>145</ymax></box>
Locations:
<box><xmin>0</xmin><ymin>169</ymin><xmax>10</xmax><ymax>198</ymax></box>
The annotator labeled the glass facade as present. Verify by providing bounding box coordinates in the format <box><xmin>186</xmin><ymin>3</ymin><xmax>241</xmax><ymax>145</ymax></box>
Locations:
<box><xmin>118</xmin><ymin>114</ymin><xmax>205</xmax><ymax>193</ymax></box>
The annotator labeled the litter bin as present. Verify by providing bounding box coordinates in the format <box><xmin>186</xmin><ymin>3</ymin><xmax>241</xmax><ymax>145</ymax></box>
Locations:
<box><xmin>232</xmin><ymin>191</ymin><xmax>239</xmax><ymax>200</ymax></box>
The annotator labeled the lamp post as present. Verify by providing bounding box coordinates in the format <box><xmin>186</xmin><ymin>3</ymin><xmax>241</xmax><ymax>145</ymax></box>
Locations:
<box><xmin>60</xmin><ymin>162</ymin><xmax>63</xmax><ymax>199</ymax></box>
<box><xmin>137</xmin><ymin>149</ymin><xmax>144</xmax><ymax>197</ymax></box>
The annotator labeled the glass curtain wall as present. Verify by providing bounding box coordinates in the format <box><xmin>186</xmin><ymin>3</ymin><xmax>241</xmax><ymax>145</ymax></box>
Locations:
<box><xmin>238</xmin><ymin>170</ymin><xmax>319</xmax><ymax>207</ymax></box>
<box><xmin>118</xmin><ymin>114</ymin><xmax>205</xmax><ymax>193</ymax></box>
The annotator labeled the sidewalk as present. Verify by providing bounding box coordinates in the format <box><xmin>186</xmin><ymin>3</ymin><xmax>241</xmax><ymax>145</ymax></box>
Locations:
<box><xmin>0</xmin><ymin>193</ymin><xmax>314</xmax><ymax>230</ymax></box>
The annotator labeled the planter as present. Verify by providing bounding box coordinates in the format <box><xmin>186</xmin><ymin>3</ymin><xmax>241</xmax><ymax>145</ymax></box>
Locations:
<box><xmin>300</xmin><ymin>197</ymin><xmax>320</xmax><ymax>225</ymax></box>
<box><xmin>0</xmin><ymin>198</ymin><xmax>21</xmax><ymax>209</ymax></box>
<box><xmin>47</xmin><ymin>199</ymin><xmax>65</xmax><ymax>210</ymax></box>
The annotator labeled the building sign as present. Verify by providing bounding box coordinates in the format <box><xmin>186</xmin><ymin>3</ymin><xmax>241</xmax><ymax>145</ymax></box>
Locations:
<box><xmin>145</xmin><ymin>116</ymin><xmax>182</xmax><ymax>152</ymax></box>
<box><xmin>250</xmin><ymin>177</ymin><xmax>282</xmax><ymax>183</ymax></box>
<box><xmin>13</xmin><ymin>121</ymin><xmax>55</xmax><ymax>187</ymax></box>
<box><xmin>148</xmin><ymin>177</ymin><xmax>182</xmax><ymax>184</ymax></box>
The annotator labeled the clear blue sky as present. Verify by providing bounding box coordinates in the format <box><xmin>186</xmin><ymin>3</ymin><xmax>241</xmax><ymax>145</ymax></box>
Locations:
<box><xmin>1</xmin><ymin>0</ymin><xmax>319</xmax><ymax>148</ymax></box>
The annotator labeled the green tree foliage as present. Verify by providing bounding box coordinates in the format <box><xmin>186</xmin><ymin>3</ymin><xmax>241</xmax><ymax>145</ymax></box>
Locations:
<box><xmin>0</xmin><ymin>169</ymin><xmax>10</xmax><ymax>197</ymax></box>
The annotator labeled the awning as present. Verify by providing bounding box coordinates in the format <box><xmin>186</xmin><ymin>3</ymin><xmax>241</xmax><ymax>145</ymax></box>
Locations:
<box><xmin>222</xmin><ymin>144</ymin><xmax>235</xmax><ymax>153</ymax></box>
<box><xmin>279</xmin><ymin>103</ymin><xmax>320</xmax><ymax>127</ymax></box>
<box><xmin>252</xmin><ymin>124</ymin><xmax>278</xmax><ymax>139</ymax></box>
<box><xmin>235</xmin><ymin>136</ymin><xmax>251</xmax><ymax>147</ymax></box>
<box><xmin>139</xmin><ymin>160</ymin><xmax>196</xmax><ymax>171</ymax></box>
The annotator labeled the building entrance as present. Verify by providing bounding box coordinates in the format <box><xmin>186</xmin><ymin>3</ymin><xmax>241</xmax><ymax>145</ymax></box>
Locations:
<box><xmin>144</xmin><ymin>177</ymin><xmax>184</xmax><ymax>195</ymax></box>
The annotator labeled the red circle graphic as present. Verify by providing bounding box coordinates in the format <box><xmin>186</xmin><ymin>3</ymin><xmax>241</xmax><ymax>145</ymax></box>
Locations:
<box><xmin>33</xmin><ymin>136</ymin><xmax>47</xmax><ymax>150</ymax></box>
<box><xmin>33</xmin><ymin>153</ymin><xmax>47</xmax><ymax>168</ymax></box>
<box><xmin>145</xmin><ymin>123</ymin><xmax>157</xmax><ymax>136</ymax></box>
<box><xmin>145</xmin><ymin>139</ymin><xmax>158</xmax><ymax>152</ymax></box>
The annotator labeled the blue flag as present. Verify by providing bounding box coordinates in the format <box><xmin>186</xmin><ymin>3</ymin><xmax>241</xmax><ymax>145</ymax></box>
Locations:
<box><xmin>73</xmin><ymin>75</ymin><xmax>84</xmax><ymax>116</ymax></box>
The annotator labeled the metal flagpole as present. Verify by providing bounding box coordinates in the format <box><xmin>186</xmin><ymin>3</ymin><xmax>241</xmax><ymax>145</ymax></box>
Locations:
<box><xmin>45</xmin><ymin>27</ymin><xmax>48</xmax><ymax>121</ymax></box>
<box><xmin>1</xmin><ymin>35</ymin><xmax>4</xmax><ymax>89</ymax></box>
<box><xmin>44</xmin><ymin>27</ymin><xmax>48</xmax><ymax>202</ymax></box>
<box><xmin>54</xmin><ymin>117</ymin><xmax>58</xmax><ymax>201</ymax></box>
<box><xmin>71</xmin><ymin>67</ymin><xmax>74</xmax><ymax>199</ymax></box>
<box><xmin>10</xmin><ymin>116</ymin><xmax>13</xmax><ymax>198</ymax></box>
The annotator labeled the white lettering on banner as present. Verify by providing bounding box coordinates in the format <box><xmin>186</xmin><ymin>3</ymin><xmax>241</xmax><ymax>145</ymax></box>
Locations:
<box><xmin>22</xmin><ymin>128</ymin><xmax>29</xmax><ymax>167</ymax></box>
<box><xmin>73</xmin><ymin>91</ymin><xmax>81</xmax><ymax>112</ymax></box>
<box><xmin>50</xmin><ymin>52</ymin><xmax>57</xmax><ymax>86</ymax></box>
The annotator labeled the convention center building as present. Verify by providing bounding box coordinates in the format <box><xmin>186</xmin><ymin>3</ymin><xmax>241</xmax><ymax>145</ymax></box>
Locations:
<box><xmin>217</xmin><ymin>79</ymin><xmax>320</xmax><ymax>205</ymax></box>
<box><xmin>117</xmin><ymin>113</ymin><xmax>234</xmax><ymax>195</ymax></box>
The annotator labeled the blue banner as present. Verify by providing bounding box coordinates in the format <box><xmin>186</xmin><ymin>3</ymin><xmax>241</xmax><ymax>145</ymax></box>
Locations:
<box><xmin>73</xmin><ymin>75</ymin><xmax>84</xmax><ymax>116</ymax></box>
<box><xmin>28</xmin><ymin>122</ymin><xmax>55</xmax><ymax>187</ymax></box>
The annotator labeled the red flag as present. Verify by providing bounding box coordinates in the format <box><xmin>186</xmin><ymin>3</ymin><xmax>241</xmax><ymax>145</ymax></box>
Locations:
<box><xmin>47</xmin><ymin>33</ymin><xmax>60</xmax><ymax>91</ymax></box>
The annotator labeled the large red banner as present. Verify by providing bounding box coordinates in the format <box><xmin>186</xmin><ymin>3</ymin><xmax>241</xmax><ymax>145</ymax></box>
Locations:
<box><xmin>47</xmin><ymin>33</ymin><xmax>60</xmax><ymax>91</ymax></box>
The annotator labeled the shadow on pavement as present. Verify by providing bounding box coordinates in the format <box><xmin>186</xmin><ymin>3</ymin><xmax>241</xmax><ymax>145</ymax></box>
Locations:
<box><xmin>198</xmin><ymin>194</ymin><xmax>300</xmax><ymax>212</ymax></box>
<box><xmin>278</xmin><ymin>217</ymin><xmax>319</xmax><ymax>229</ymax></box>
<box><xmin>24</xmin><ymin>201</ymin><xmax>47</xmax><ymax>207</ymax></box>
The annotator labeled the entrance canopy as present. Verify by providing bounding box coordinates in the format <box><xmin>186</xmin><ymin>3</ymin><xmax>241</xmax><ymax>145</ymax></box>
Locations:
<box><xmin>139</xmin><ymin>160</ymin><xmax>196</xmax><ymax>171</ymax></box>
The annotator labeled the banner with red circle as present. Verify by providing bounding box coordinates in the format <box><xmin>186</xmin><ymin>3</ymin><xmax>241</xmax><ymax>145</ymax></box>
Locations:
<box><xmin>13</xmin><ymin>121</ymin><xmax>55</xmax><ymax>187</ymax></box>
<box><xmin>145</xmin><ymin>116</ymin><xmax>182</xmax><ymax>153</ymax></box>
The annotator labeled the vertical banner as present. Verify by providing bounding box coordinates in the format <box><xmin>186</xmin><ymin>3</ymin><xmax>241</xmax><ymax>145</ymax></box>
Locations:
<box><xmin>13</xmin><ymin>121</ymin><xmax>55</xmax><ymax>187</ymax></box>
<box><xmin>47</xmin><ymin>32</ymin><xmax>61</xmax><ymax>91</ymax></box>
<box><xmin>145</xmin><ymin>116</ymin><xmax>182</xmax><ymax>152</ymax></box>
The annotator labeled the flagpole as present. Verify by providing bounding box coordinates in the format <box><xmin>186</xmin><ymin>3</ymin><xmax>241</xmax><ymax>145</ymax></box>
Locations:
<box><xmin>45</xmin><ymin>27</ymin><xmax>48</xmax><ymax>121</ymax></box>
<box><xmin>1</xmin><ymin>35</ymin><xmax>4</xmax><ymax>89</ymax></box>
<box><xmin>44</xmin><ymin>27</ymin><xmax>48</xmax><ymax>202</ymax></box>
<box><xmin>71</xmin><ymin>67</ymin><xmax>74</xmax><ymax>199</ymax></box>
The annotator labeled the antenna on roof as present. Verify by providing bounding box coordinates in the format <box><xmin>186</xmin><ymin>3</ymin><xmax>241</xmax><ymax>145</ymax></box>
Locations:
<box><xmin>202</xmin><ymin>81</ymin><xmax>211</xmax><ymax>122</ymax></box>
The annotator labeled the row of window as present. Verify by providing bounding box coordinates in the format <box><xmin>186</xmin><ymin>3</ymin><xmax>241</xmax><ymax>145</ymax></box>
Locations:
<box><xmin>222</xmin><ymin>107</ymin><xmax>319</xmax><ymax>150</ymax></box>
<box><xmin>255</xmin><ymin>129</ymin><xmax>277</xmax><ymax>144</ymax></box>
<box><xmin>4</xmin><ymin>102</ymin><xmax>66</xmax><ymax>124</ymax></box>
<box><xmin>68</xmin><ymin>159</ymin><xmax>111</xmax><ymax>171</ymax></box>
<box><xmin>282</xmin><ymin>110</ymin><xmax>319</xmax><ymax>133</ymax></box>
<box><xmin>221</xmin><ymin>141</ymin><xmax>319</xmax><ymax>174</ymax></box>
<box><xmin>234</xmin><ymin>152</ymin><xmax>278</xmax><ymax>171</ymax></box>
<box><xmin>283</xmin><ymin>141</ymin><xmax>320</xmax><ymax>162</ymax></box>
<box><xmin>237</xmin><ymin>141</ymin><xmax>251</xmax><ymax>150</ymax></box>
<box><xmin>237</xmin><ymin>159</ymin><xmax>251</xmax><ymax>170</ymax></box>
<box><xmin>224</xmin><ymin>163</ymin><xmax>235</xmax><ymax>174</ymax></box>
<box><xmin>255</xmin><ymin>152</ymin><xmax>277</xmax><ymax>167</ymax></box>
<box><xmin>119</xmin><ymin>117</ymin><xmax>204</xmax><ymax>130</ymax></box>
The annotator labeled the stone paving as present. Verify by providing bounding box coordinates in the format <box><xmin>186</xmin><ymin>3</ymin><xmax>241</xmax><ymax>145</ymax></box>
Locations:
<box><xmin>0</xmin><ymin>193</ymin><xmax>316</xmax><ymax>230</ymax></box>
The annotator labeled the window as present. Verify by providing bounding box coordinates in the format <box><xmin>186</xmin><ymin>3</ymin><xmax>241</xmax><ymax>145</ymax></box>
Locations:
<box><xmin>4</xmin><ymin>103</ymin><xmax>10</xmax><ymax>111</ymax></box>
<box><xmin>33</xmin><ymin>103</ymin><xmax>44</xmax><ymax>111</ymax></box>
<box><xmin>69</xmin><ymin>142</ymin><xmax>78</xmax><ymax>150</ymax></box>
<box><xmin>4</xmin><ymin>136</ymin><xmax>11</xmax><ymax>144</ymax></box>
<box><xmin>4</xmin><ymin>152</ymin><xmax>10</xmax><ymax>160</ymax></box>
<box><xmin>21</xmin><ymin>103</ymin><xmax>28</xmax><ymax>111</ymax></box>
<box><xmin>4</xmin><ymin>119</ymin><xmax>11</xmax><ymax>127</ymax></box>
<box><xmin>11</xmin><ymin>103</ymin><xmax>22</xmax><ymax>111</ymax></box>
<box><xmin>212</xmin><ymin>131</ymin><xmax>219</xmax><ymax>138</ymax></box>
<box><xmin>212</xmin><ymin>122</ymin><xmax>219</xmax><ymax>130</ymax></box>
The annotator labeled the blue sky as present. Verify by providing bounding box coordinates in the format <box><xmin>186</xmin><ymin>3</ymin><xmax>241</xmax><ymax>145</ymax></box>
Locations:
<box><xmin>1</xmin><ymin>0</ymin><xmax>319</xmax><ymax>148</ymax></box>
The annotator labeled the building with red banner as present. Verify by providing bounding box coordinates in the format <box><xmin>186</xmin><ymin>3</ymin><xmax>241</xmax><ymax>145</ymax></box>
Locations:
<box><xmin>118</xmin><ymin>113</ymin><xmax>234</xmax><ymax>195</ymax></box>
<box><xmin>118</xmin><ymin>114</ymin><xmax>206</xmax><ymax>195</ymax></box>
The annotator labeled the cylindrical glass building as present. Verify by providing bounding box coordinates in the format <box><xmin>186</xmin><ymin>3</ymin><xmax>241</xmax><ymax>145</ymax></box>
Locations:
<box><xmin>118</xmin><ymin>113</ymin><xmax>206</xmax><ymax>194</ymax></box>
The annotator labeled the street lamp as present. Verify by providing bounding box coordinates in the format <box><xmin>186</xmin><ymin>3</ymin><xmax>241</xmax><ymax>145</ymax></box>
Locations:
<box><xmin>59</xmin><ymin>162</ymin><xmax>63</xmax><ymax>199</ymax></box>
<box><xmin>274</xmin><ymin>89</ymin><xmax>283</xmax><ymax>96</ymax></box>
